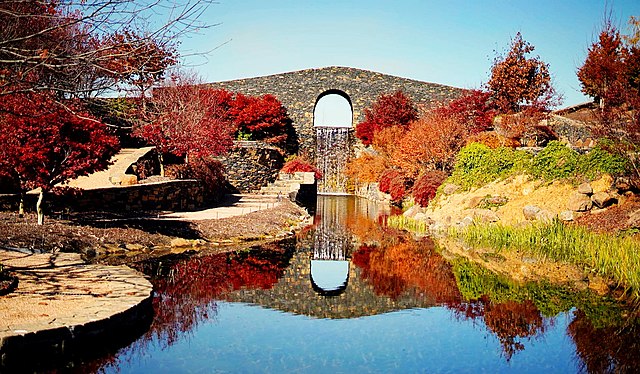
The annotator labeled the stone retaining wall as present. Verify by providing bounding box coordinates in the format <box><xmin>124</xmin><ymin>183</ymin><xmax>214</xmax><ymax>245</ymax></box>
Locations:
<box><xmin>0</xmin><ymin>180</ymin><xmax>208</xmax><ymax>214</ymax></box>
<box><xmin>218</xmin><ymin>142</ymin><xmax>285</xmax><ymax>193</ymax></box>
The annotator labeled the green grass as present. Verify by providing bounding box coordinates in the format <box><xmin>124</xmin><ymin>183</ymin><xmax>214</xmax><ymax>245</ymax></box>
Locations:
<box><xmin>387</xmin><ymin>215</ymin><xmax>430</xmax><ymax>235</ymax></box>
<box><xmin>454</xmin><ymin>220</ymin><xmax>640</xmax><ymax>298</ymax></box>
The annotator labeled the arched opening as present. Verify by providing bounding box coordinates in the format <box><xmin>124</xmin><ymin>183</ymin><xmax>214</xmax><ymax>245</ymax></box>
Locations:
<box><xmin>310</xmin><ymin>260</ymin><xmax>349</xmax><ymax>297</ymax></box>
<box><xmin>313</xmin><ymin>90</ymin><xmax>352</xmax><ymax>128</ymax></box>
<box><xmin>314</xmin><ymin>90</ymin><xmax>353</xmax><ymax>194</ymax></box>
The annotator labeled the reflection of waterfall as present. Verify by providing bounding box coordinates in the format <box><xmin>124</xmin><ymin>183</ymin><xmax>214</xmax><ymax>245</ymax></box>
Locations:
<box><xmin>316</xmin><ymin>127</ymin><xmax>351</xmax><ymax>194</ymax></box>
<box><xmin>313</xmin><ymin>196</ymin><xmax>353</xmax><ymax>260</ymax></box>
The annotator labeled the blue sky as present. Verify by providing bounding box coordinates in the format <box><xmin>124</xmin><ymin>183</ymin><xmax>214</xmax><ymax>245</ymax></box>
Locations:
<box><xmin>178</xmin><ymin>0</ymin><xmax>640</xmax><ymax>108</ymax></box>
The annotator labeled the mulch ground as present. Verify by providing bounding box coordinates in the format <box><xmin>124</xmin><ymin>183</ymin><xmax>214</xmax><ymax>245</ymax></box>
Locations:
<box><xmin>572</xmin><ymin>194</ymin><xmax>640</xmax><ymax>234</ymax></box>
<box><xmin>0</xmin><ymin>200</ymin><xmax>308</xmax><ymax>259</ymax></box>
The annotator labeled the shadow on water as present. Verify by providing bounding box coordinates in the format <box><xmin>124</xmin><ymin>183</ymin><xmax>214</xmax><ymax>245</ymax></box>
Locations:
<box><xmin>69</xmin><ymin>196</ymin><xmax>640</xmax><ymax>372</ymax></box>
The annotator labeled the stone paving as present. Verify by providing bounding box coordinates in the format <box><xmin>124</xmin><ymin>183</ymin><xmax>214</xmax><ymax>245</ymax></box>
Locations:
<box><xmin>160</xmin><ymin>194</ymin><xmax>282</xmax><ymax>221</ymax></box>
<box><xmin>0</xmin><ymin>250</ymin><xmax>152</xmax><ymax>350</ymax></box>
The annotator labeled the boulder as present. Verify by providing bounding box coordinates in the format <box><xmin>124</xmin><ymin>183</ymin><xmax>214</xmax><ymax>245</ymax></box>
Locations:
<box><xmin>627</xmin><ymin>210</ymin><xmax>640</xmax><ymax>228</ymax></box>
<box><xmin>567</xmin><ymin>192</ymin><xmax>593</xmax><ymax>212</ymax></box>
<box><xmin>443</xmin><ymin>183</ymin><xmax>460</xmax><ymax>195</ymax></box>
<box><xmin>170</xmin><ymin>238</ymin><xmax>192</xmax><ymax>247</ymax></box>
<box><xmin>523</xmin><ymin>205</ymin><xmax>541</xmax><ymax>220</ymax></box>
<box><xmin>457</xmin><ymin>216</ymin><xmax>475</xmax><ymax>228</ymax></box>
<box><xmin>472</xmin><ymin>209</ymin><xmax>500</xmax><ymax>223</ymax></box>
<box><xmin>120</xmin><ymin>174</ymin><xmax>138</xmax><ymax>186</ymax></box>
<box><xmin>466</xmin><ymin>196</ymin><xmax>483</xmax><ymax>209</ymax></box>
<box><xmin>577</xmin><ymin>182</ymin><xmax>593</xmax><ymax>195</ymax></box>
<box><xmin>403</xmin><ymin>204</ymin><xmax>423</xmax><ymax>219</ymax></box>
<box><xmin>535</xmin><ymin>209</ymin><xmax>554</xmax><ymax>223</ymax></box>
<box><xmin>614</xmin><ymin>177</ymin><xmax>631</xmax><ymax>193</ymax></box>
<box><xmin>558</xmin><ymin>210</ymin><xmax>574</xmax><ymax>221</ymax></box>
<box><xmin>591</xmin><ymin>191</ymin><xmax>616</xmax><ymax>209</ymax></box>
<box><xmin>591</xmin><ymin>174</ymin><xmax>614</xmax><ymax>193</ymax></box>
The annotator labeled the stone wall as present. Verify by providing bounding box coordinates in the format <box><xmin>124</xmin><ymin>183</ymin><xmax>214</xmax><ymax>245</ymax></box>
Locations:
<box><xmin>0</xmin><ymin>180</ymin><xmax>209</xmax><ymax>214</ymax></box>
<box><xmin>218</xmin><ymin>142</ymin><xmax>285</xmax><ymax>193</ymax></box>
<box><xmin>208</xmin><ymin>66</ymin><xmax>464</xmax><ymax>159</ymax></box>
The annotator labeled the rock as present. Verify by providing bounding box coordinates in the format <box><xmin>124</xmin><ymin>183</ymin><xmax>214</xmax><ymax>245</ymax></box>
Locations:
<box><xmin>120</xmin><ymin>174</ymin><xmax>138</xmax><ymax>186</ymax></box>
<box><xmin>558</xmin><ymin>210</ymin><xmax>574</xmax><ymax>221</ymax></box>
<box><xmin>457</xmin><ymin>216</ymin><xmax>475</xmax><ymax>228</ymax></box>
<box><xmin>614</xmin><ymin>177</ymin><xmax>631</xmax><ymax>193</ymax></box>
<box><xmin>628</xmin><ymin>210</ymin><xmax>640</xmax><ymax>228</ymax></box>
<box><xmin>170</xmin><ymin>238</ymin><xmax>191</xmax><ymax>247</ymax></box>
<box><xmin>485</xmin><ymin>195</ymin><xmax>508</xmax><ymax>206</ymax></box>
<box><xmin>523</xmin><ymin>205</ymin><xmax>541</xmax><ymax>220</ymax></box>
<box><xmin>472</xmin><ymin>209</ymin><xmax>500</xmax><ymax>223</ymax></box>
<box><xmin>413</xmin><ymin>213</ymin><xmax>429</xmax><ymax>222</ymax></box>
<box><xmin>192</xmin><ymin>239</ymin><xmax>207</xmax><ymax>246</ymax></box>
<box><xmin>403</xmin><ymin>204</ymin><xmax>423</xmax><ymax>219</ymax></box>
<box><xmin>466</xmin><ymin>196</ymin><xmax>483</xmax><ymax>209</ymax></box>
<box><xmin>567</xmin><ymin>192</ymin><xmax>593</xmax><ymax>212</ymax></box>
<box><xmin>577</xmin><ymin>182</ymin><xmax>593</xmax><ymax>195</ymax></box>
<box><xmin>591</xmin><ymin>191</ymin><xmax>616</xmax><ymax>208</ymax></box>
<box><xmin>429</xmin><ymin>222</ymin><xmax>449</xmax><ymax>235</ymax></box>
<box><xmin>535</xmin><ymin>209</ymin><xmax>554</xmax><ymax>223</ymax></box>
<box><xmin>125</xmin><ymin>243</ymin><xmax>144</xmax><ymax>251</ymax></box>
<box><xmin>443</xmin><ymin>183</ymin><xmax>460</xmax><ymax>195</ymax></box>
<box><xmin>591</xmin><ymin>174</ymin><xmax>614</xmax><ymax>193</ymax></box>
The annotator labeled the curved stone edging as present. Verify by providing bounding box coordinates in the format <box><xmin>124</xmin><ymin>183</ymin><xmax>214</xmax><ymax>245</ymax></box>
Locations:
<box><xmin>0</xmin><ymin>250</ymin><xmax>153</xmax><ymax>371</ymax></box>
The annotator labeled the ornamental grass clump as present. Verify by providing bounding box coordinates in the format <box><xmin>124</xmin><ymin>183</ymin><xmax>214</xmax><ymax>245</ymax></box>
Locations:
<box><xmin>454</xmin><ymin>220</ymin><xmax>640</xmax><ymax>299</ymax></box>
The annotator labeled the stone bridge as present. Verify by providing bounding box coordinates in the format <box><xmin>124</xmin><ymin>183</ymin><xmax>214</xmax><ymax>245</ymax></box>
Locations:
<box><xmin>208</xmin><ymin>66</ymin><xmax>464</xmax><ymax>158</ymax></box>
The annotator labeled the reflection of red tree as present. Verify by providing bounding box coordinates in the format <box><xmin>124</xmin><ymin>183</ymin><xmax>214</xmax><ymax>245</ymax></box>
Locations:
<box><xmin>483</xmin><ymin>300</ymin><xmax>546</xmax><ymax>361</ymax></box>
<box><xmin>568</xmin><ymin>310</ymin><xmax>640</xmax><ymax>373</ymax></box>
<box><xmin>351</xmin><ymin>238</ymin><xmax>462</xmax><ymax>304</ymax></box>
<box><xmin>134</xmin><ymin>245</ymin><xmax>292</xmax><ymax>348</ymax></box>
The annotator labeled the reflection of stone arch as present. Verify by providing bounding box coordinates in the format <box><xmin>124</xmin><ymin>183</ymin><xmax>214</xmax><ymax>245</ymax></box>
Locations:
<box><xmin>313</xmin><ymin>89</ymin><xmax>353</xmax><ymax>128</ymax></box>
<box><xmin>310</xmin><ymin>259</ymin><xmax>349</xmax><ymax>297</ymax></box>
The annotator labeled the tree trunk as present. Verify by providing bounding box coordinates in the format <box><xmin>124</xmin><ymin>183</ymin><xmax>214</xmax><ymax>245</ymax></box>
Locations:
<box><xmin>18</xmin><ymin>192</ymin><xmax>25</xmax><ymax>218</ymax></box>
<box><xmin>159</xmin><ymin>153</ymin><xmax>165</xmax><ymax>177</ymax></box>
<box><xmin>36</xmin><ymin>189</ymin><xmax>45</xmax><ymax>225</ymax></box>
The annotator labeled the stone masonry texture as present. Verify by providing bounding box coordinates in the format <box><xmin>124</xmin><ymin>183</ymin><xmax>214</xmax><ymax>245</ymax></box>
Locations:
<box><xmin>208</xmin><ymin>66</ymin><xmax>465</xmax><ymax>159</ymax></box>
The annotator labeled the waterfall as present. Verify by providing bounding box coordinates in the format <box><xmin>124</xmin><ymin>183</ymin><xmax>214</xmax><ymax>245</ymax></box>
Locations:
<box><xmin>316</xmin><ymin>126</ymin><xmax>351</xmax><ymax>195</ymax></box>
<box><xmin>313</xmin><ymin>196</ymin><xmax>352</xmax><ymax>260</ymax></box>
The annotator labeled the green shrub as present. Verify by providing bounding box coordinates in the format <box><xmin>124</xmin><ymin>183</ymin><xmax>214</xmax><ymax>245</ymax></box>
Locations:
<box><xmin>450</xmin><ymin>143</ymin><xmax>530</xmax><ymax>188</ymax></box>
<box><xmin>577</xmin><ymin>140</ymin><xmax>628</xmax><ymax>179</ymax></box>
<box><xmin>531</xmin><ymin>140</ymin><xmax>579</xmax><ymax>180</ymax></box>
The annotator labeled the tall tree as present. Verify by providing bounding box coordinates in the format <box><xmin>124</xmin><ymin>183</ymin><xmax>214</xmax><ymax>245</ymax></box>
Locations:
<box><xmin>488</xmin><ymin>32</ymin><xmax>558</xmax><ymax>114</ymax></box>
<box><xmin>0</xmin><ymin>0</ymin><xmax>213</xmax><ymax>99</ymax></box>
<box><xmin>135</xmin><ymin>71</ymin><xmax>234</xmax><ymax>175</ymax></box>
<box><xmin>577</xmin><ymin>21</ymin><xmax>627</xmax><ymax>111</ymax></box>
<box><xmin>0</xmin><ymin>92</ymin><xmax>120</xmax><ymax>224</ymax></box>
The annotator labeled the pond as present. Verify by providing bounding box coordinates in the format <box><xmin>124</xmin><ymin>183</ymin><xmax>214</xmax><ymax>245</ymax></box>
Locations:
<box><xmin>79</xmin><ymin>196</ymin><xmax>637</xmax><ymax>373</ymax></box>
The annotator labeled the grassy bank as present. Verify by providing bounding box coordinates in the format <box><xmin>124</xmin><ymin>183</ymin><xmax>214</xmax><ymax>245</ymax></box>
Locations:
<box><xmin>454</xmin><ymin>220</ymin><xmax>640</xmax><ymax>298</ymax></box>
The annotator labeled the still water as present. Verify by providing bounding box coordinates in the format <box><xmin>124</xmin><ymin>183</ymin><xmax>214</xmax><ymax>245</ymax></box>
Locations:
<box><xmin>85</xmin><ymin>196</ymin><xmax>637</xmax><ymax>373</ymax></box>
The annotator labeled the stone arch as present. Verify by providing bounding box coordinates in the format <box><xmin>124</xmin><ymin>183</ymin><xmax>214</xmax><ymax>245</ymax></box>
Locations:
<box><xmin>313</xmin><ymin>89</ymin><xmax>353</xmax><ymax>128</ymax></box>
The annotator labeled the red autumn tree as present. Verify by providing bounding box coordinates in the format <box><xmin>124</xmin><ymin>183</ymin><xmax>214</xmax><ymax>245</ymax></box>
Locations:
<box><xmin>577</xmin><ymin>21</ymin><xmax>627</xmax><ymax>112</ymax></box>
<box><xmin>229</xmin><ymin>93</ymin><xmax>290</xmax><ymax>146</ymax></box>
<box><xmin>393</xmin><ymin>112</ymin><xmax>469</xmax><ymax>175</ymax></box>
<box><xmin>355</xmin><ymin>90</ymin><xmax>418</xmax><ymax>146</ymax></box>
<box><xmin>0</xmin><ymin>91</ymin><xmax>120</xmax><ymax>224</ymax></box>
<box><xmin>135</xmin><ymin>72</ymin><xmax>234</xmax><ymax>176</ymax></box>
<box><xmin>488</xmin><ymin>32</ymin><xmax>559</xmax><ymax>114</ymax></box>
<box><xmin>435</xmin><ymin>89</ymin><xmax>497</xmax><ymax>134</ymax></box>
<box><xmin>0</xmin><ymin>0</ymin><xmax>213</xmax><ymax>98</ymax></box>
<box><xmin>101</xmin><ymin>30</ymin><xmax>178</xmax><ymax>107</ymax></box>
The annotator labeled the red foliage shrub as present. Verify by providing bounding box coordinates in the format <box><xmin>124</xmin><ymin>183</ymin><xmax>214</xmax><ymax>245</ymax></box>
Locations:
<box><xmin>355</xmin><ymin>90</ymin><xmax>418</xmax><ymax>146</ymax></box>
<box><xmin>378</xmin><ymin>169</ymin><xmax>402</xmax><ymax>194</ymax></box>
<box><xmin>412</xmin><ymin>171</ymin><xmax>447</xmax><ymax>207</ymax></box>
<box><xmin>388</xmin><ymin>174</ymin><xmax>413</xmax><ymax>202</ymax></box>
<box><xmin>435</xmin><ymin>89</ymin><xmax>497</xmax><ymax>134</ymax></box>
<box><xmin>281</xmin><ymin>157</ymin><xmax>322</xmax><ymax>180</ymax></box>
<box><xmin>230</xmin><ymin>93</ymin><xmax>290</xmax><ymax>146</ymax></box>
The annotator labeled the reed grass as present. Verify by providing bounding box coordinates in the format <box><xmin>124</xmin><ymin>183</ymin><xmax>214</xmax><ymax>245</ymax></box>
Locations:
<box><xmin>454</xmin><ymin>220</ymin><xmax>640</xmax><ymax>298</ymax></box>
<box><xmin>387</xmin><ymin>215</ymin><xmax>430</xmax><ymax>235</ymax></box>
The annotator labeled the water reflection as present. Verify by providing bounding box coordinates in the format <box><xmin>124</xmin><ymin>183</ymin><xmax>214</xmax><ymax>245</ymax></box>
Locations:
<box><xmin>81</xmin><ymin>196</ymin><xmax>639</xmax><ymax>373</ymax></box>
